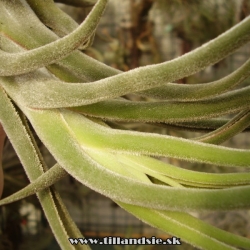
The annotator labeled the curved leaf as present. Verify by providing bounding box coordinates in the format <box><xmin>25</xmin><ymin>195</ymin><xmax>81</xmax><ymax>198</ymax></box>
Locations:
<box><xmin>2</xmin><ymin>57</ymin><xmax>250</xmax><ymax>108</ymax></box>
<box><xmin>18</xmin><ymin>107</ymin><xmax>250</xmax><ymax>211</ymax></box>
<box><xmin>83</xmin><ymin>142</ymin><xmax>250</xmax><ymax>249</ymax></box>
<box><xmin>195</xmin><ymin>109</ymin><xmax>250</xmax><ymax>144</ymax></box>
<box><xmin>1</xmin><ymin>16</ymin><xmax>250</xmax><ymax>106</ymax></box>
<box><xmin>0</xmin><ymin>164</ymin><xmax>67</xmax><ymax>205</ymax></box>
<box><xmin>27</xmin><ymin>108</ymin><xmax>250</xmax><ymax>168</ymax></box>
<box><xmin>72</xmin><ymin>86</ymin><xmax>250</xmax><ymax>122</ymax></box>
<box><xmin>152</xmin><ymin>119</ymin><xmax>250</xmax><ymax>132</ymax></box>
<box><xmin>0</xmin><ymin>0</ymin><xmax>107</xmax><ymax>76</ymax></box>
<box><xmin>0</xmin><ymin>0</ymin><xmax>119</xmax><ymax>82</ymax></box>
<box><xmin>84</xmin><ymin>142</ymin><xmax>250</xmax><ymax>249</ymax></box>
<box><xmin>118</xmin><ymin>154</ymin><xmax>250</xmax><ymax>188</ymax></box>
<box><xmin>120</xmin><ymin>204</ymin><xmax>250</xmax><ymax>250</ymax></box>
<box><xmin>26</xmin><ymin>0</ymin><xmax>79</xmax><ymax>37</ymax></box>
<box><xmin>139</xmin><ymin>57</ymin><xmax>250</xmax><ymax>101</ymax></box>
<box><xmin>0</xmin><ymin>87</ymin><xmax>89</xmax><ymax>250</ymax></box>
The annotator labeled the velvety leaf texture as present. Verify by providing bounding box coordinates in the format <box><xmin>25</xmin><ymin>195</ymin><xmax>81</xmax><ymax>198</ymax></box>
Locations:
<box><xmin>0</xmin><ymin>1</ymin><xmax>250</xmax><ymax>249</ymax></box>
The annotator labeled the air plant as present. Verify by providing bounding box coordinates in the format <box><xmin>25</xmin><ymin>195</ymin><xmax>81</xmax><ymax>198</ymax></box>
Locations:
<box><xmin>0</xmin><ymin>0</ymin><xmax>250</xmax><ymax>249</ymax></box>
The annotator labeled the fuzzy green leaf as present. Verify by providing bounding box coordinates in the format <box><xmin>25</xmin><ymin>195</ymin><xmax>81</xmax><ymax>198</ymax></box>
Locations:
<box><xmin>84</xmin><ymin>148</ymin><xmax>250</xmax><ymax>249</ymax></box>
<box><xmin>0</xmin><ymin>164</ymin><xmax>67</xmax><ymax>205</ymax></box>
<box><xmin>26</xmin><ymin>0</ymin><xmax>79</xmax><ymax>37</ymax></box>
<box><xmin>0</xmin><ymin>0</ymin><xmax>107</xmax><ymax>76</ymax></box>
<box><xmin>0</xmin><ymin>87</ymin><xmax>89</xmax><ymax>250</ymax></box>
<box><xmin>120</xmin><ymin>204</ymin><xmax>250</xmax><ymax>250</ymax></box>
<box><xmin>139</xmin><ymin>57</ymin><xmax>250</xmax><ymax>101</ymax></box>
<box><xmin>195</xmin><ymin>109</ymin><xmax>250</xmax><ymax>144</ymax></box>
<box><xmin>16</xmin><ymin>107</ymin><xmax>250</xmax><ymax>211</ymax></box>
<box><xmin>118</xmin><ymin>154</ymin><xmax>250</xmax><ymax>188</ymax></box>
<box><xmin>152</xmin><ymin>119</ymin><xmax>250</xmax><ymax>133</ymax></box>
<box><xmin>72</xmin><ymin>86</ymin><xmax>250</xmax><ymax>122</ymax></box>
<box><xmin>1</xmin><ymin>17</ymin><xmax>250</xmax><ymax>107</ymax></box>
<box><xmin>0</xmin><ymin>0</ymin><xmax>119</xmax><ymax>82</ymax></box>
<box><xmin>83</xmin><ymin>142</ymin><xmax>250</xmax><ymax>249</ymax></box>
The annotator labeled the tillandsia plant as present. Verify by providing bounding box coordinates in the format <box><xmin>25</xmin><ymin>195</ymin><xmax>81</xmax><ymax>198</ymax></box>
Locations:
<box><xmin>0</xmin><ymin>0</ymin><xmax>250</xmax><ymax>249</ymax></box>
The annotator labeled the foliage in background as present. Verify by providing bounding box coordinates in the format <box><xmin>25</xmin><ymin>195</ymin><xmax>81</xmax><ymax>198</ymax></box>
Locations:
<box><xmin>0</xmin><ymin>0</ymin><xmax>250</xmax><ymax>250</ymax></box>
